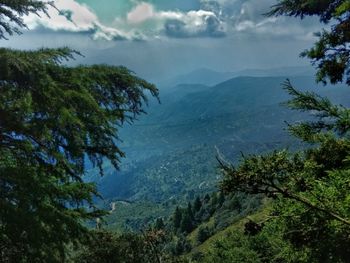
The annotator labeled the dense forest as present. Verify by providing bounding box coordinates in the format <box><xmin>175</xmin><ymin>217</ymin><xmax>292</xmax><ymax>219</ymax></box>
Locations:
<box><xmin>1</xmin><ymin>0</ymin><xmax>350</xmax><ymax>262</ymax></box>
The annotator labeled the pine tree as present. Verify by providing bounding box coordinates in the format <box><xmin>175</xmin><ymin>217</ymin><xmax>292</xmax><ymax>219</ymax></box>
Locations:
<box><xmin>196</xmin><ymin>226</ymin><xmax>211</xmax><ymax>244</ymax></box>
<box><xmin>268</xmin><ymin>0</ymin><xmax>350</xmax><ymax>85</ymax></box>
<box><xmin>194</xmin><ymin>196</ymin><xmax>202</xmax><ymax>212</ymax></box>
<box><xmin>0</xmin><ymin>2</ymin><xmax>158</xmax><ymax>262</ymax></box>
<box><xmin>218</xmin><ymin>191</ymin><xmax>225</xmax><ymax>207</ymax></box>
<box><xmin>154</xmin><ymin>218</ymin><xmax>165</xmax><ymax>230</ymax></box>
<box><xmin>204</xmin><ymin>194</ymin><xmax>210</xmax><ymax>203</ymax></box>
<box><xmin>187</xmin><ymin>202</ymin><xmax>194</xmax><ymax>220</ymax></box>
<box><xmin>0</xmin><ymin>1</ymin><xmax>49</xmax><ymax>39</ymax></box>
<box><xmin>180</xmin><ymin>212</ymin><xmax>193</xmax><ymax>234</ymax></box>
<box><xmin>172</xmin><ymin>206</ymin><xmax>182</xmax><ymax>229</ymax></box>
<box><xmin>220</xmin><ymin>1</ymin><xmax>350</xmax><ymax>261</ymax></box>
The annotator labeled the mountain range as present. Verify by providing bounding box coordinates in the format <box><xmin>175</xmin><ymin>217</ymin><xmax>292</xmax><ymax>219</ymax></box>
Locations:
<box><xmin>87</xmin><ymin>68</ymin><xmax>349</xmax><ymax>231</ymax></box>
<box><xmin>158</xmin><ymin>66</ymin><xmax>315</xmax><ymax>87</ymax></box>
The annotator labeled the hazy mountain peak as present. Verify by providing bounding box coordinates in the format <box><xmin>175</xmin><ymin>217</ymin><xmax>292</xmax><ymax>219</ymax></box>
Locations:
<box><xmin>159</xmin><ymin>66</ymin><xmax>315</xmax><ymax>88</ymax></box>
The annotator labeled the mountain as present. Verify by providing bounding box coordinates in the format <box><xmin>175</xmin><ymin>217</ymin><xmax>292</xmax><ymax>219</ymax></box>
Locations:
<box><xmin>87</xmin><ymin>75</ymin><xmax>349</xmax><ymax>231</ymax></box>
<box><xmin>160</xmin><ymin>68</ymin><xmax>235</xmax><ymax>87</ymax></box>
<box><xmin>158</xmin><ymin>66</ymin><xmax>315</xmax><ymax>88</ymax></box>
<box><xmin>234</xmin><ymin>66</ymin><xmax>314</xmax><ymax>78</ymax></box>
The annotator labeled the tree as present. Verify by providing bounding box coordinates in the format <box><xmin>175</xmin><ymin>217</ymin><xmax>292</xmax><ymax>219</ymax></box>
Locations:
<box><xmin>173</xmin><ymin>235</ymin><xmax>192</xmax><ymax>256</ymax></box>
<box><xmin>75</xmin><ymin>230</ymin><xmax>169</xmax><ymax>263</ymax></box>
<box><xmin>186</xmin><ymin>202</ymin><xmax>194</xmax><ymax>220</ymax></box>
<box><xmin>0</xmin><ymin>0</ymin><xmax>50</xmax><ymax>39</ymax></box>
<box><xmin>268</xmin><ymin>0</ymin><xmax>350</xmax><ymax>85</ymax></box>
<box><xmin>220</xmin><ymin>0</ymin><xmax>350</xmax><ymax>261</ymax></box>
<box><xmin>173</xmin><ymin>206</ymin><xmax>182</xmax><ymax>229</ymax></box>
<box><xmin>193</xmin><ymin>196</ymin><xmax>202</xmax><ymax>212</ymax></box>
<box><xmin>0</xmin><ymin>2</ymin><xmax>158</xmax><ymax>262</ymax></box>
<box><xmin>196</xmin><ymin>226</ymin><xmax>211</xmax><ymax>244</ymax></box>
<box><xmin>204</xmin><ymin>194</ymin><xmax>210</xmax><ymax>203</ymax></box>
<box><xmin>180</xmin><ymin>212</ymin><xmax>194</xmax><ymax>234</ymax></box>
<box><xmin>155</xmin><ymin>218</ymin><xmax>165</xmax><ymax>230</ymax></box>
<box><xmin>218</xmin><ymin>191</ymin><xmax>225</xmax><ymax>207</ymax></box>
<box><xmin>202</xmin><ymin>228</ymin><xmax>309</xmax><ymax>263</ymax></box>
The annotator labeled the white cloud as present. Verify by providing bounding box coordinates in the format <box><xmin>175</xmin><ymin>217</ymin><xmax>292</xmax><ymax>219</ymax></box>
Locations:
<box><xmin>127</xmin><ymin>3</ymin><xmax>155</xmax><ymax>24</ymax></box>
<box><xmin>24</xmin><ymin>0</ymin><xmax>95</xmax><ymax>32</ymax></box>
<box><xmin>23</xmin><ymin>0</ymin><xmax>226</xmax><ymax>40</ymax></box>
<box><xmin>125</xmin><ymin>2</ymin><xmax>226</xmax><ymax>38</ymax></box>
<box><xmin>23</xmin><ymin>0</ymin><xmax>143</xmax><ymax>40</ymax></box>
<box><xmin>21</xmin><ymin>0</ymin><xmax>320</xmax><ymax>41</ymax></box>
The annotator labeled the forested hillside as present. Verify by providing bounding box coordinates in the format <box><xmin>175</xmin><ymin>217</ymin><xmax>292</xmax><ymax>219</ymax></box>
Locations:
<box><xmin>91</xmin><ymin>75</ymin><xmax>349</xmax><ymax>231</ymax></box>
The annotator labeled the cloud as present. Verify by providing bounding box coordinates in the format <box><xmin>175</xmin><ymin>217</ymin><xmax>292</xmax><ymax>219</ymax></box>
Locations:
<box><xmin>21</xmin><ymin>0</ymin><xmax>320</xmax><ymax>42</ymax></box>
<box><xmin>127</xmin><ymin>3</ymin><xmax>155</xmax><ymax>24</ymax></box>
<box><xmin>125</xmin><ymin>3</ymin><xmax>226</xmax><ymax>38</ymax></box>
<box><xmin>164</xmin><ymin>11</ymin><xmax>226</xmax><ymax>38</ymax></box>
<box><xmin>199</xmin><ymin>0</ymin><xmax>321</xmax><ymax>40</ymax></box>
<box><xmin>23</xmin><ymin>0</ymin><xmax>227</xmax><ymax>40</ymax></box>
<box><xmin>23</xmin><ymin>0</ymin><xmax>143</xmax><ymax>41</ymax></box>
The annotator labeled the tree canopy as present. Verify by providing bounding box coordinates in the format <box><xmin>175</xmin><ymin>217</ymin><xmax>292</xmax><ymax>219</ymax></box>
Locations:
<box><xmin>0</xmin><ymin>0</ymin><xmax>50</xmax><ymax>39</ymax></box>
<box><xmin>220</xmin><ymin>0</ymin><xmax>350</xmax><ymax>262</ymax></box>
<box><xmin>269</xmin><ymin>0</ymin><xmax>350</xmax><ymax>85</ymax></box>
<box><xmin>0</xmin><ymin>1</ymin><xmax>158</xmax><ymax>262</ymax></box>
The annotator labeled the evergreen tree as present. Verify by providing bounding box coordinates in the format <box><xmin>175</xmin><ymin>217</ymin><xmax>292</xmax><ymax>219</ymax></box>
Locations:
<box><xmin>268</xmin><ymin>0</ymin><xmax>350</xmax><ymax>85</ymax></box>
<box><xmin>210</xmin><ymin>193</ymin><xmax>218</xmax><ymax>207</ymax></box>
<box><xmin>194</xmin><ymin>196</ymin><xmax>202</xmax><ymax>212</ymax></box>
<box><xmin>204</xmin><ymin>194</ymin><xmax>210</xmax><ymax>203</ymax></box>
<box><xmin>220</xmin><ymin>1</ymin><xmax>350</xmax><ymax>261</ymax></box>
<box><xmin>180</xmin><ymin>212</ymin><xmax>193</xmax><ymax>234</ymax></box>
<box><xmin>173</xmin><ymin>206</ymin><xmax>182</xmax><ymax>229</ymax></box>
<box><xmin>155</xmin><ymin>218</ymin><xmax>165</xmax><ymax>230</ymax></box>
<box><xmin>228</xmin><ymin>195</ymin><xmax>242</xmax><ymax>212</ymax></box>
<box><xmin>0</xmin><ymin>0</ymin><xmax>49</xmax><ymax>39</ymax></box>
<box><xmin>218</xmin><ymin>191</ymin><xmax>225</xmax><ymax>207</ymax></box>
<box><xmin>196</xmin><ymin>226</ymin><xmax>211</xmax><ymax>244</ymax></box>
<box><xmin>0</xmin><ymin>1</ymin><xmax>158</xmax><ymax>262</ymax></box>
<box><xmin>75</xmin><ymin>230</ymin><xmax>169</xmax><ymax>263</ymax></box>
<box><xmin>173</xmin><ymin>235</ymin><xmax>191</xmax><ymax>256</ymax></box>
<box><xmin>186</xmin><ymin>202</ymin><xmax>194</xmax><ymax>220</ymax></box>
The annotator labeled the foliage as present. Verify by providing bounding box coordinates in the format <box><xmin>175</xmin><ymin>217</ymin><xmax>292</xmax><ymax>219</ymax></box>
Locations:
<box><xmin>173</xmin><ymin>206</ymin><xmax>182</xmax><ymax>229</ymax></box>
<box><xmin>180</xmin><ymin>211</ymin><xmax>194</xmax><ymax>234</ymax></box>
<box><xmin>0</xmin><ymin>1</ymin><xmax>158</xmax><ymax>262</ymax></box>
<box><xmin>104</xmin><ymin>201</ymin><xmax>170</xmax><ymax>232</ymax></box>
<box><xmin>193</xmin><ymin>196</ymin><xmax>202</xmax><ymax>212</ymax></box>
<box><xmin>0</xmin><ymin>0</ymin><xmax>50</xmax><ymax>39</ymax></box>
<box><xmin>95</xmin><ymin>76</ymin><xmax>324</xmax><ymax>232</ymax></box>
<box><xmin>269</xmin><ymin>0</ymin><xmax>350</xmax><ymax>85</ymax></box>
<box><xmin>196</xmin><ymin>226</ymin><xmax>211</xmax><ymax>244</ymax></box>
<box><xmin>0</xmin><ymin>48</ymin><xmax>157</xmax><ymax>261</ymax></box>
<box><xmin>202</xmin><ymin>224</ymin><xmax>312</xmax><ymax>263</ymax></box>
<box><xmin>219</xmin><ymin>65</ymin><xmax>350</xmax><ymax>262</ymax></box>
<box><xmin>155</xmin><ymin>218</ymin><xmax>165</xmax><ymax>230</ymax></box>
<box><xmin>219</xmin><ymin>0</ymin><xmax>350</xmax><ymax>262</ymax></box>
<box><xmin>75</xmin><ymin>230</ymin><xmax>186</xmax><ymax>263</ymax></box>
<box><xmin>156</xmin><ymin>191</ymin><xmax>262</xmax><ymax>259</ymax></box>
<box><xmin>172</xmin><ymin>235</ymin><xmax>192</xmax><ymax>256</ymax></box>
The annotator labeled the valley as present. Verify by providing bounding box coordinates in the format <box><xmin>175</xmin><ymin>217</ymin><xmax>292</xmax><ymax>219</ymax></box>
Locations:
<box><xmin>87</xmin><ymin>70</ymin><xmax>349</xmax><ymax>232</ymax></box>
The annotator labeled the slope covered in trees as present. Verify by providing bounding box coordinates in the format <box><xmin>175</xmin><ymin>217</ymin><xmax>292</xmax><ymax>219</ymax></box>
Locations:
<box><xmin>87</xmin><ymin>0</ymin><xmax>350</xmax><ymax>262</ymax></box>
<box><xmin>94</xmin><ymin>75</ymin><xmax>348</xmax><ymax>231</ymax></box>
<box><xmin>214</xmin><ymin>0</ymin><xmax>350</xmax><ymax>262</ymax></box>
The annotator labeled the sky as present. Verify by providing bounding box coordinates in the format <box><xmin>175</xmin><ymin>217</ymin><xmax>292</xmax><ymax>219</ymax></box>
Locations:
<box><xmin>2</xmin><ymin>0</ymin><xmax>323</xmax><ymax>82</ymax></box>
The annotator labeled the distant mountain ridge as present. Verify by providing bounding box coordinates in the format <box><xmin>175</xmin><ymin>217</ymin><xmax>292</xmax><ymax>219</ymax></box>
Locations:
<box><xmin>159</xmin><ymin>66</ymin><xmax>315</xmax><ymax>88</ymax></box>
<box><xmin>88</xmin><ymin>74</ymin><xmax>348</xmax><ymax>231</ymax></box>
